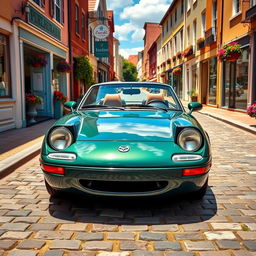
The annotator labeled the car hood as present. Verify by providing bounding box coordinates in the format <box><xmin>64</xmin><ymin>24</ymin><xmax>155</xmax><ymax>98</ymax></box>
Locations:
<box><xmin>54</xmin><ymin>110</ymin><xmax>200</xmax><ymax>142</ymax></box>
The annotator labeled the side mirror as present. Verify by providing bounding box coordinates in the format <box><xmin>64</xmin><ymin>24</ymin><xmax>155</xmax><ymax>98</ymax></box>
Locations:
<box><xmin>64</xmin><ymin>101</ymin><xmax>77</xmax><ymax>112</ymax></box>
<box><xmin>188</xmin><ymin>102</ymin><xmax>202</xmax><ymax>113</ymax></box>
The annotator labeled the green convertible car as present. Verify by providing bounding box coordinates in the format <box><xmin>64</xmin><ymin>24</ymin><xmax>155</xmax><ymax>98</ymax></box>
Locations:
<box><xmin>40</xmin><ymin>82</ymin><xmax>211</xmax><ymax>199</ymax></box>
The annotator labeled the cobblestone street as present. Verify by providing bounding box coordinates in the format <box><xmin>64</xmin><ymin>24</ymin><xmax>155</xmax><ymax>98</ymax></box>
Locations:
<box><xmin>0</xmin><ymin>113</ymin><xmax>255</xmax><ymax>256</ymax></box>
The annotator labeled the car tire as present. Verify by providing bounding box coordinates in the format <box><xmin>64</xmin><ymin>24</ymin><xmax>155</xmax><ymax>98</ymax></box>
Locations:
<box><xmin>44</xmin><ymin>179</ymin><xmax>60</xmax><ymax>197</ymax></box>
<box><xmin>192</xmin><ymin>178</ymin><xmax>208</xmax><ymax>200</ymax></box>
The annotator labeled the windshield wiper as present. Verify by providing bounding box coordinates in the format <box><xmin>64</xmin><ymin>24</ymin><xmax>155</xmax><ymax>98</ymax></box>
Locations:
<box><xmin>80</xmin><ymin>105</ymin><xmax>125</xmax><ymax>110</ymax></box>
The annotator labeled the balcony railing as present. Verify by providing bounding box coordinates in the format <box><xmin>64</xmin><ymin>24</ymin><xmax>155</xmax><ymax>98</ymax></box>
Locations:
<box><xmin>205</xmin><ymin>27</ymin><xmax>216</xmax><ymax>46</ymax></box>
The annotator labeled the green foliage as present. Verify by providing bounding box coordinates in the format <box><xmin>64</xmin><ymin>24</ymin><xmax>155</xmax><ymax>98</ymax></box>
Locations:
<box><xmin>74</xmin><ymin>56</ymin><xmax>94</xmax><ymax>86</ymax></box>
<box><xmin>123</xmin><ymin>59</ymin><xmax>138</xmax><ymax>82</ymax></box>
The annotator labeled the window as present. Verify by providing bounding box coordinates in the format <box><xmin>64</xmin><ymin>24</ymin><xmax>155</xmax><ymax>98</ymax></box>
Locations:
<box><xmin>174</xmin><ymin>36</ymin><xmax>177</xmax><ymax>53</ymax></box>
<box><xmin>251</xmin><ymin>0</ymin><xmax>256</xmax><ymax>7</ymax></box>
<box><xmin>181</xmin><ymin>0</ymin><xmax>184</xmax><ymax>14</ymax></box>
<box><xmin>170</xmin><ymin>15</ymin><xmax>173</xmax><ymax>28</ymax></box>
<box><xmin>50</xmin><ymin>0</ymin><xmax>64</xmax><ymax>24</ymax></box>
<box><xmin>187</xmin><ymin>26</ymin><xmax>190</xmax><ymax>46</ymax></box>
<box><xmin>208</xmin><ymin>57</ymin><xmax>217</xmax><ymax>105</ymax></box>
<box><xmin>32</xmin><ymin>0</ymin><xmax>45</xmax><ymax>7</ymax></box>
<box><xmin>75</xmin><ymin>5</ymin><xmax>79</xmax><ymax>34</ymax></box>
<box><xmin>82</xmin><ymin>13</ymin><xmax>85</xmax><ymax>40</ymax></box>
<box><xmin>212</xmin><ymin>1</ymin><xmax>217</xmax><ymax>39</ymax></box>
<box><xmin>0</xmin><ymin>34</ymin><xmax>11</xmax><ymax>98</ymax></box>
<box><xmin>180</xmin><ymin>29</ymin><xmax>183</xmax><ymax>51</ymax></box>
<box><xmin>166</xmin><ymin>22</ymin><xmax>169</xmax><ymax>33</ymax></box>
<box><xmin>89</xmin><ymin>28</ymin><xmax>94</xmax><ymax>54</ymax></box>
<box><xmin>201</xmin><ymin>11</ymin><xmax>206</xmax><ymax>36</ymax></box>
<box><xmin>193</xmin><ymin>20</ymin><xmax>197</xmax><ymax>48</ymax></box>
<box><xmin>175</xmin><ymin>8</ymin><xmax>177</xmax><ymax>22</ymax></box>
<box><xmin>233</xmin><ymin>0</ymin><xmax>241</xmax><ymax>14</ymax></box>
<box><xmin>187</xmin><ymin>0</ymin><xmax>191</xmax><ymax>11</ymax></box>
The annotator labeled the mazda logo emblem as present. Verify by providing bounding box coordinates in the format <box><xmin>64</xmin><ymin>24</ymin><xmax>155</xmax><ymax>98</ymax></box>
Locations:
<box><xmin>118</xmin><ymin>145</ymin><xmax>130</xmax><ymax>153</ymax></box>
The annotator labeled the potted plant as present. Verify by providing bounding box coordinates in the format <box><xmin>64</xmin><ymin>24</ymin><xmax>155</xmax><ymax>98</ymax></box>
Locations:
<box><xmin>167</xmin><ymin>58</ymin><xmax>171</xmax><ymax>64</ymax></box>
<box><xmin>27</xmin><ymin>54</ymin><xmax>48</xmax><ymax>68</ymax></box>
<box><xmin>173</xmin><ymin>67</ymin><xmax>182</xmax><ymax>75</ymax></box>
<box><xmin>183</xmin><ymin>46</ymin><xmax>194</xmax><ymax>58</ymax></box>
<box><xmin>172</xmin><ymin>56</ymin><xmax>176</xmax><ymax>62</ymax></box>
<box><xmin>247</xmin><ymin>103</ymin><xmax>256</xmax><ymax>119</ymax></box>
<box><xmin>54</xmin><ymin>90</ymin><xmax>67</xmax><ymax>119</ymax></box>
<box><xmin>160</xmin><ymin>72</ymin><xmax>166</xmax><ymax>77</ymax></box>
<box><xmin>57</xmin><ymin>61</ymin><xmax>72</xmax><ymax>73</ymax></box>
<box><xmin>188</xmin><ymin>89</ymin><xmax>198</xmax><ymax>102</ymax></box>
<box><xmin>25</xmin><ymin>93</ymin><xmax>43</xmax><ymax>124</ymax></box>
<box><xmin>197</xmin><ymin>37</ymin><xmax>205</xmax><ymax>49</ymax></box>
<box><xmin>218</xmin><ymin>42</ymin><xmax>242</xmax><ymax>62</ymax></box>
<box><xmin>176</xmin><ymin>52</ymin><xmax>182</xmax><ymax>59</ymax></box>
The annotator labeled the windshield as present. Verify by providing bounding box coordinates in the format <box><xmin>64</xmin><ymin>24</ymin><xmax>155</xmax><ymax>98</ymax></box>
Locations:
<box><xmin>79</xmin><ymin>83</ymin><xmax>182</xmax><ymax>111</ymax></box>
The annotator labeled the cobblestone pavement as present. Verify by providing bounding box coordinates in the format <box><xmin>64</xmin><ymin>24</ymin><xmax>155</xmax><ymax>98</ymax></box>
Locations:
<box><xmin>0</xmin><ymin>113</ymin><xmax>255</xmax><ymax>256</ymax></box>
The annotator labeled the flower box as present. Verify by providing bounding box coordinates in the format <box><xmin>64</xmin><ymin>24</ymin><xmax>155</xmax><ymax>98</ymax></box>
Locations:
<box><xmin>197</xmin><ymin>38</ymin><xmax>205</xmax><ymax>49</ymax></box>
<box><xmin>176</xmin><ymin>52</ymin><xmax>182</xmax><ymax>59</ymax></box>
<box><xmin>183</xmin><ymin>46</ymin><xmax>194</xmax><ymax>57</ymax></box>
<box><xmin>218</xmin><ymin>42</ymin><xmax>242</xmax><ymax>62</ymax></box>
<box><xmin>27</xmin><ymin>54</ymin><xmax>48</xmax><ymax>68</ymax></box>
<box><xmin>57</xmin><ymin>61</ymin><xmax>72</xmax><ymax>73</ymax></box>
<box><xmin>247</xmin><ymin>103</ymin><xmax>256</xmax><ymax>119</ymax></box>
<box><xmin>173</xmin><ymin>67</ymin><xmax>182</xmax><ymax>75</ymax></box>
<box><xmin>167</xmin><ymin>58</ymin><xmax>171</xmax><ymax>64</ymax></box>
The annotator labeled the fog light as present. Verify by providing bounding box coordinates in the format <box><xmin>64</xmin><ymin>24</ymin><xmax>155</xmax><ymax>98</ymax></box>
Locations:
<box><xmin>40</xmin><ymin>163</ymin><xmax>65</xmax><ymax>175</ymax></box>
<box><xmin>172</xmin><ymin>154</ymin><xmax>203</xmax><ymax>162</ymax></box>
<box><xmin>47</xmin><ymin>153</ymin><xmax>76</xmax><ymax>160</ymax></box>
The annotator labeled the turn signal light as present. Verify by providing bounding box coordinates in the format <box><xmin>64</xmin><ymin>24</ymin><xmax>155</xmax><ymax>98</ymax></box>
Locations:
<box><xmin>182</xmin><ymin>164</ymin><xmax>211</xmax><ymax>176</ymax></box>
<box><xmin>41</xmin><ymin>163</ymin><xmax>65</xmax><ymax>175</ymax></box>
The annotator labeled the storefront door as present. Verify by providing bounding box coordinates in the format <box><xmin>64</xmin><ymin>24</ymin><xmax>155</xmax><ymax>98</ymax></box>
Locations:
<box><xmin>222</xmin><ymin>49</ymin><xmax>249</xmax><ymax>110</ymax></box>
<box><xmin>31</xmin><ymin>66</ymin><xmax>48</xmax><ymax>116</ymax></box>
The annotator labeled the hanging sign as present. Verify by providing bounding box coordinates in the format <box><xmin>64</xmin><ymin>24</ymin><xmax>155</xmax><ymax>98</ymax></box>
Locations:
<box><xmin>93</xmin><ymin>25</ymin><xmax>110</xmax><ymax>39</ymax></box>
<box><xmin>94</xmin><ymin>41</ymin><xmax>109</xmax><ymax>58</ymax></box>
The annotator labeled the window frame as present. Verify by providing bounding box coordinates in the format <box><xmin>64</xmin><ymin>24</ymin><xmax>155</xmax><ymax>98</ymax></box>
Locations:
<box><xmin>75</xmin><ymin>5</ymin><xmax>79</xmax><ymax>35</ymax></box>
<box><xmin>233</xmin><ymin>0</ymin><xmax>241</xmax><ymax>15</ymax></box>
<box><xmin>82</xmin><ymin>12</ymin><xmax>86</xmax><ymax>40</ymax></box>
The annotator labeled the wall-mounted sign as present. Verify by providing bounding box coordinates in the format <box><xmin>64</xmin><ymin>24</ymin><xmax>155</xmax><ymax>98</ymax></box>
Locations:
<box><xmin>28</xmin><ymin>5</ymin><xmax>61</xmax><ymax>41</ymax></box>
<box><xmin>94</xmin><ymin>41</ymin><xmax>109</xmax><ymax>58</ymax></box>
<box><xmin>93</xmin><ymin>25</ymin><xmax>110</xmax><ymax>39</ymax></box>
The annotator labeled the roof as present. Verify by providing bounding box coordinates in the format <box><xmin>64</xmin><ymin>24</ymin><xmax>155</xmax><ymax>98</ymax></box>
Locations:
<box><xmin>160</xmin><ymin>0</ymin><xmax>179</xmax><ymax>25</ymax></box>
<box><xmin>128</xmin><ymin>55</ymin><xmax>138</xmax><ymax>66</ymax></box>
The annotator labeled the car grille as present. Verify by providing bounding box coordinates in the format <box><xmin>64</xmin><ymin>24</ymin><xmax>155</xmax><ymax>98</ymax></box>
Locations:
<box><xmin>79</xmin><ymin>179</ymin><xmax>168</xmax><ymax>193</ymax></box>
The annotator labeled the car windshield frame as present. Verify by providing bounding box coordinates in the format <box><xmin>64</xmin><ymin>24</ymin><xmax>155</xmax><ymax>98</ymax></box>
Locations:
<box><xmin>77</xmin><ymin>82</ymin><xmax>184</xmax><ymax>112</ymax></box>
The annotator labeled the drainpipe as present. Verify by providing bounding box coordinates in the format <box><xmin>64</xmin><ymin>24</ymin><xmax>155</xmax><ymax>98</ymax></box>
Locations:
<box><xmin>68</xmin><ymin>0</ymin><xmax>73</xmax><ymax>100</ymax></box>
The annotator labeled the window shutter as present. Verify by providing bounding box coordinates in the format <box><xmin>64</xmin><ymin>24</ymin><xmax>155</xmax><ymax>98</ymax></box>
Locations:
<box><xmin>61</xmin><ymin>0</ymin><xmax>64</xmax><ymax>24</ymax></box>
<box><xmin>50</xmin><ymin>0</ymin><xmax>55</xmax><ymax>17</ymax></box>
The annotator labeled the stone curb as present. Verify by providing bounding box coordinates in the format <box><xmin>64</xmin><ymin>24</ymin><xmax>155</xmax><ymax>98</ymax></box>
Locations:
<box><xmin>199</xmin><ymin>110</ymin><xmax>256</xmax><ymax>136</ymax></box>
<box><xmin>0</xmin><ymin>142</ymin><xmax>42</xmax><ymax>179</ymax></box>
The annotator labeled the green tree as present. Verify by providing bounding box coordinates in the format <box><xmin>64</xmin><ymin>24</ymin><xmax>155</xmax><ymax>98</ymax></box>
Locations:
<box><xmin>74</xmin><ymin>56</ymin><xmax>94</xmax><ymax>87</ymax></box>
<box><xmin>123</xmin><ymin>59</ymin><xmax>138</xmax><ymax>81</ymax></box>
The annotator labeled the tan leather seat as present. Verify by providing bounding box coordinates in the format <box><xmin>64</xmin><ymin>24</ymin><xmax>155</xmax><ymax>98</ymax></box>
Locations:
<box><xmin>103</xmin><ymin>94</ymin><xmax>122</xmax><ymax>107</ymax></box>
<box><xmin>145</xmin><ymin>93</ymin><xmax>165</xmax><ymax>104</ymax></box>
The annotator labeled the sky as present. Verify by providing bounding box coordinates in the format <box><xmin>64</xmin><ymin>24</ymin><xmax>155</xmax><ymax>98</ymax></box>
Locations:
<box><xmin>106</xmin><ymin>0</ymin><xmax>173</xmax><ymax>59</ymax></box>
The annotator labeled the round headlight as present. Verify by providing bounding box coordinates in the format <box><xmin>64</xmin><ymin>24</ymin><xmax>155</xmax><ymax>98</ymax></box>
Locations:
<box><xmin>49</xmin><ymin>127</ymin><xmax>73</xmax><ymax>151</ymax></box>
<box><xmin>177</xmin><ymin>128</ymin><xmax>202</xmax><ymax>152</ymax></box>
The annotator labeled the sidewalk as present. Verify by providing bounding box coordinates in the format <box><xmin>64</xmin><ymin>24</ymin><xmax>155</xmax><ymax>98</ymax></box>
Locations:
<box><xmin>0</xmin><ymin>106</ymin><xmax>255</xmax><ymax>178</ymax></box>
<box><xmin>0</xmin><ymin>120</ymin><xmax>55</xmax><ymax>178</ymax></box>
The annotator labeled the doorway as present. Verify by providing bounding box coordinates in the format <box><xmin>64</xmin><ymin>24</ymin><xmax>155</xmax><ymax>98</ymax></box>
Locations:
<box><xmin>200</xmin><ymin>61</ymin><xmax>208</xmax><ymax>104</ymax></box>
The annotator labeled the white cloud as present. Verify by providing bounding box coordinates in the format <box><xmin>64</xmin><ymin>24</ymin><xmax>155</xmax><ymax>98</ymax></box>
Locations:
<box><xmin>114</xmin><ymin>23</ymin><xmax>137</xmax><ymax>41</ymax></box>
<box><xmin>131</xmin><ymin>28</ymin><xmax>145</xmax><ymax>42</ymax></box>
<box><xmin>119</xmin><ymin>47</ymin><xmax>143</xmax><ymax>59</ymax></box>
<box><xmin>106</xmin><ymin>0</ymin><xmax>134</xmax><ymax>10</ymax></box>
<box><xmin>120</xmin><ymin>0</ymin><xmax>173</xmax><ymax>27</ymax></box>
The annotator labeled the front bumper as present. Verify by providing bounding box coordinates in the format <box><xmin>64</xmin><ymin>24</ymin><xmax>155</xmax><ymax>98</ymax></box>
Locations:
<box><xmin>42</xmin><ymin>163</ymin><xmax>210</xmax><ymax>197</ymax></box>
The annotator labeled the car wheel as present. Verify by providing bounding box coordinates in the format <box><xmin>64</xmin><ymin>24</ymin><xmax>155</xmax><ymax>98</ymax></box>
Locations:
<box><xmin>192</xmin><ymin>178</ymin><xmax>208</xmax><ymax>200</ymax></box>
<box><xmin>44</xmin><ymin>179</ymin><xmax>61</xmax><ymax>197</ymax></box>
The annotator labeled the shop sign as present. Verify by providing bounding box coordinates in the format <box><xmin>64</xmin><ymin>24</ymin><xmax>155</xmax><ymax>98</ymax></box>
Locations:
<box><xmin>94</xmin><ymin>41</ymin><xmax>109</xmax><ymax>58</ymax></box>
<box><xmin>28</xmin><ymin>5</ymin><xmax>61</xmax><ymax>41</ymax></box>
<box><xmin>93</xmin><ymin>25</ymin><xmax>110</xmax><ymax>39</ymax></box>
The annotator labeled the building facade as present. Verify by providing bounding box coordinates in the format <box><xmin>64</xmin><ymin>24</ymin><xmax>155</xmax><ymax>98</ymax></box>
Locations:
<box><xmin>113</xmin><ymin>37</ymin><xmax>123</xmax><ymax>81</ymax></box>
<box><xmin>0</xmin><ymin>0</ymin><xmax>70</xmax><ymax>132</ymax></box>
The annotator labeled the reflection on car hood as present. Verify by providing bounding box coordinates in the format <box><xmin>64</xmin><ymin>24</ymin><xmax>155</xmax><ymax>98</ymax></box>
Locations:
<box><xmin>54</xmin><ymin>110</ymin><xmax>198</xmax><ymax>142</ymax></box>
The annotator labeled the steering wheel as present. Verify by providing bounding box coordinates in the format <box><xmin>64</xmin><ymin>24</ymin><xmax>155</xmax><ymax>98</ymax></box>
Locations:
<box><xmin>147</xmin><ymin>99</ymin><xmax>169</xmax><ymax>107</ymax></box>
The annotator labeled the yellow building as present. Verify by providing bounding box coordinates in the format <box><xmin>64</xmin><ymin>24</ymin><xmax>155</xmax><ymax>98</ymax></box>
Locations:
<box><xmin>159</xmin><ymin>0</ymin><xmax>185</xmax><ymax>99</ymax></box>
<box><xmin>184</xmin><ymin>0</ymin><xmax>207</xmax><ymax>101</ymax></box>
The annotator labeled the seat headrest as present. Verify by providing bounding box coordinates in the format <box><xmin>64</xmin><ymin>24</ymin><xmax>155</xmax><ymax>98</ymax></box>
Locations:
<box><xmin>146</xmin><ymin>93</ymin><xmax>165</xmax><ymax>104</ymax></box>
<box><xmin>103</xmin><ymin>94</ymin><xmax>122</xmax><ymax>107</ymax></box>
